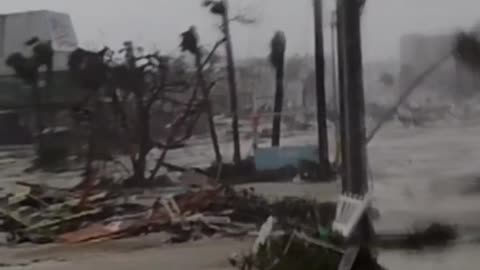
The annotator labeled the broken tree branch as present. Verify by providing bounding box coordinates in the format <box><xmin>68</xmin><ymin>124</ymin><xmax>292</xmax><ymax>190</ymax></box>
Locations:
<box><xmin>148</xmin><ymin>82</ymin><xmax>216</xmax><ymax>181</ymax></box>
<box><xmin>366</xmin><ymin>52</ymin><xmax>452</xmax><ymax>143</ymax></box>
<box><xmin>201</xmin><ymin>38</ymin><xmax>227</xmax><ymax>69</ymax></box>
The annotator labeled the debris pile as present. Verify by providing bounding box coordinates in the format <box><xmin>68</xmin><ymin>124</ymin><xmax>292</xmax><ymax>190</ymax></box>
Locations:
<box><xmin>228</xmin><ymin>215</ymin><xmax>384</xmax><ymax>270</ymax></box>
<box><xmin>0</xmin><ymin>175</ymin><xmax>335</xmax><ymax>246</ymax></box>
<box><xmin>226</xmin><ymin>191</ymin><xmax>385</xmax><ymax>270</ymax></box>
<box><xmin>0</xmin><ymin>170</ymin><xmax>455</xmax><ymax>270</ymax></box>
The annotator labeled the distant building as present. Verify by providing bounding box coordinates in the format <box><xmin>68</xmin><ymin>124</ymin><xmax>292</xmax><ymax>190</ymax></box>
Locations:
<box><xmin>0</xmin><ymin>10</ymin><xmax>78</xmax><ymax>76</ymax></box>
<box><xmin>0</xmin><ymin>10</ymin><xmax>81</xmax><ymax>107</ymax></box>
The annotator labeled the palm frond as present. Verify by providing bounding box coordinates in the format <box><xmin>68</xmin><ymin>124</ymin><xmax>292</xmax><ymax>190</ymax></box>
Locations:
<box><xmin>269</xmin><ymin>31</ymin><xmax>286</xmax><ymax>69</ymax></box>
<box><xmin>454</xmin><ymin>31</ymin><xmax>480</xmax><ymax>71</ymax></box>
<box><xmin>180</xmin><ymin>26</ymin><xmax>199</xmax><ymax>55</ymax></box>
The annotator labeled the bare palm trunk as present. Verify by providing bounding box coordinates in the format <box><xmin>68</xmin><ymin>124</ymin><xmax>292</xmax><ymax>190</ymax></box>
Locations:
<box><xmin>221</xmin><ymin>0</ymin><xmax>241</xmax><ymax>164</ymax></box>
<box><xmin>271</xmin><ymin>64</ymin><xmax>284</xmax><ymax>146</ymax></box>
<box><xmin>134</xmin><ymin>104</ymin><xmax>150</xmax><ymax>182</ymax></box>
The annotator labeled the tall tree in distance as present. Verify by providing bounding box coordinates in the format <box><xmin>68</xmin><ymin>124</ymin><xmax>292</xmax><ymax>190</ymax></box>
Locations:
<box><xmin>269</xmin><ymin>31</ymin><xmax>286</xmax><ymax>147</ymax></box>
<box><xmin>203</xmin><ymin>0</ymin><xmax>245</xmax><ymax>165</ymax></box>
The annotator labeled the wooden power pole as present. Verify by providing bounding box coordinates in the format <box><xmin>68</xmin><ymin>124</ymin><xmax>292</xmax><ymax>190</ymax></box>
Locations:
<box><xmin>313</xmin><ymin>0</ymin><xmax>330</xmax><ymax>182</ymax></box>
<box><xmin>336</xmin><ymin>0</ymin><xmax>349</xmax><ymax>192</ymax></box>
<box><xmin>338</xmin><ymin>0</ymin><xmax>372</xmax><ymax>242</ymax></box>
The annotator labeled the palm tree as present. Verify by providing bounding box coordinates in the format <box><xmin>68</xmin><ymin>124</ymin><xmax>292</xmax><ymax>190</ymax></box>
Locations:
<box><xmin>454</xmin><ymin>31</ymin><xmax>480</xmax><ymax>71</ymax></box>
<box><xmin>269</xmin><ymin>31</ymin><xmax>286</xmax><ymax>147</ymax></box>
<box><xmin>203</xmin><ymin>0</ymin><xmax>242</xmax><ymax>165</ymax></box>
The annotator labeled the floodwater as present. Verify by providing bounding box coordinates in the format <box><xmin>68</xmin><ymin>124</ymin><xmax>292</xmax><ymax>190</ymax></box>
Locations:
<box><xmin>369</xmin><ymin>123</ymin><xmax>480</xmax><ymax>270</ymax></box>
<box><xmin>169</xmin><ymin>121</ymin><xmax>480</xmax><ymax>269</ymax></box>
<box><xmin>0</xmin><ymin>122</ymin><xmax>479</xmax><ymax>269</ymax></box>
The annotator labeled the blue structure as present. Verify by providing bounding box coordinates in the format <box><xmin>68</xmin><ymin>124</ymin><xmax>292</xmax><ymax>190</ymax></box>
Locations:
<box><xmin>253</xmin><ymin>145</ymin><xmax>319</xmax><ymax>171</ymax></box>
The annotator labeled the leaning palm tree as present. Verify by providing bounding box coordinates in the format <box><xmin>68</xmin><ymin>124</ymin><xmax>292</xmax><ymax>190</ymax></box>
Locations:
<box><xmin>203</xmin><ymin>0</ymin><xmax>242</xmax><ymax>165</ymax></box>
<box><xmin>269</xmin><ymin>31</ymin><xmax>286</xmax><ymax>147</ymax></box>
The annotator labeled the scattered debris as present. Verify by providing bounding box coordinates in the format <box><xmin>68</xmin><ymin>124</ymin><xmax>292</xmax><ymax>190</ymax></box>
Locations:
<box><xmin>229</xmin><ymin>230</ymin><xmax>383</xmax><ymax>270</ymax></box>
<box><xmin>252</xmin><ymin>216</ymin><xmax>276</xmax><ymax>254</ymax></box>
<box><xmin>226</xmin><ymin>197</ymin><xmax>382</xmax><ymax>270</ymax></box>
<box><xmin>337</xmin><ymin>246</ymin><xmax>359</xmax><ymax>270</ymax></box>
<box><xmin>178</xmin><ymin>169</ymin><xmax>215</xmax><ymax>189</ymax></box>
<box><xmin>0</xmin><ymin>178</ymin><xmax>337</xmax><ymax>246</ymax></box>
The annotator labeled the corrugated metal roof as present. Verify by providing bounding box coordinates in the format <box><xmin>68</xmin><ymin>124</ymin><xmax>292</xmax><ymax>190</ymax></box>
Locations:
<box><xmin>0</xmin><ymin>10</ymin><xmax>78</xmax><ymax>76</ymax></box>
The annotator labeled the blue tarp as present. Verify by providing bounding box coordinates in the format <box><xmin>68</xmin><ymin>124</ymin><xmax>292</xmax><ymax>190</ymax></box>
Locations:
<box><xmin>254</xmin><ymin>145</ymin><xmax>319</xmax><ymax>171</ymax></box>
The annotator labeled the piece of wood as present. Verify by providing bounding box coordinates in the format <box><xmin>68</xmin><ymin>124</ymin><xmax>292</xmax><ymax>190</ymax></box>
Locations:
<box><xmin>313</xmin><ymin>0</ymin><xmax>331</xmax><ymax>182</ymax></box>
<box><xmin>294</xmin><ymin>231</ymin><xmax>344</xmax><ymax>254</ymax></box>
<box><xmin>337</xmin><ymin>246</ymin><xmax>359</xmax><ymax>270</ymax></box>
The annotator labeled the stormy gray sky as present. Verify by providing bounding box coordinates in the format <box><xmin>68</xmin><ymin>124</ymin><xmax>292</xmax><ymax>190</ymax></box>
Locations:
<box><xmin>2</xmin><ymin>0</ymin><xmax>480</xmax><ymax>61</ymax></box>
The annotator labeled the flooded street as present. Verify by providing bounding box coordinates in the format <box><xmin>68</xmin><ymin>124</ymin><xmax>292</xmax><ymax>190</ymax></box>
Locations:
<box><xmin>0</xmin><ymin>123</ymin><xmax>479</xmax><ymax>269</ymax></box>
<box><xmin>1</xmin><ymin>0</ymin><xmax>480</xmax><ymax>268</ymax></box>
<box><xmin>197</xmin><ymin>122</ymin><xmax>480</xmax><ymax>269</ymax></box>
<box><xmin>370</xmin><ymin>123</ymin><xmax>480</xmax><ymax>269</ymax></box>
<box><xmin>381</xmin><ymin>244</ymin><xmax>479</xmax><ymax>270</ymax></box>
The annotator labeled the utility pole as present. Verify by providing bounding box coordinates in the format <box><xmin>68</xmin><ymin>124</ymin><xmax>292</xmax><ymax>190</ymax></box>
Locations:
<box><xmin>221</xmin><ymin>0</ymin><xmax>242</xmax><ymax>165</ymax></box>
<box><xmin>336</xmin><ymin>0</ymin><xmax>350</xmax><ymax>192</ymax></box>
<box><xmin>313</xmin><ymin>0</ymin><xmax>330</xmax><ymax>182</ymax></box>
<box><xmin>330</xmin><ymin>11</ymin><xmax>341</xmax><ymax>173</ymax></box>
<box><xmin>339</xmin><ymin>0</ymin><xmax>372</xmax><ymax>243</ymax></box>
